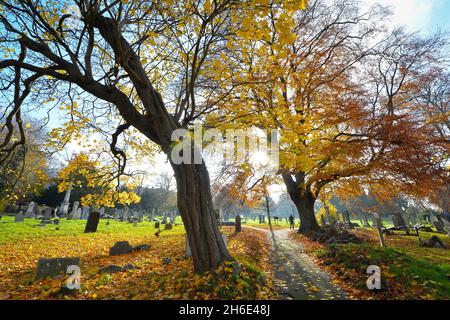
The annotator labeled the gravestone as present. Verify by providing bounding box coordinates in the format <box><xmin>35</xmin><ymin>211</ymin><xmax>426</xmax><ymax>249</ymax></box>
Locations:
<box><xmin>155</xmin><ymin>221</ymin><xmax>160</xmax><ymax>229</ymax></box>
<box><xmin>43</xmin><ymin>207</ymin><xmax>52</xmax><ymax>220</ymax></box>
<box><xmin>320</xmin><ymin>214</ymin><xmax>326</xmax><ymax>227</ymax></box>
<box><xmin>392</xmin><ymin>212</ymin><xmax>407</xmax><ymax>229</ymax></box>
<box><xmin>99</xmin><ymin>207</ymin><xmax>105</xmax><ymax>217</ymax></box>
<box><xmin>235</xmin><ymin>215</ymin><xmax>242</xmax><ymax>232</ymax></box>
<box><xmin>185</xmin><ymin>236</ymin><xmax>191</xmax><ymax>257</ymax></box>
<box><xmin>133</xmin><ymin>218</ymin><xmax>138</xmax><ymax>228</ymax></box>
<box><xmin>437</xmin><ymin>214</ymin><xmax>450</xmax><ymax>237</ymax></box>
<box><xmin>81</xmin><ymin>206</ymin><xmax>90</xmax><ymax>220</ymax></box>
<box><xmin>109</xmin><ymin>241</ymin><xmax>133</xmax><ymax>256</ymax></box>
<box><xmin>25</xmin><ymin>201</ymin><xmax>36</xmax><ymax>218</ymax></box>
<box><xmin>35</xmin><ymin>257</ymin><xmax>80</xmax><ymax>280</ymax></box>
<box><xmin>363</xmin><ymin>213</ymin><xmax>371</xmax><ymax>227</ymax></box>
<box><xmin>122</xmin><ymin>207</ymin><xmax>129</xmax><ymax>221</ymax></box>
<box><xmin>164</xmin><ymin>223</ymin><xmax>173</xmax><ymax>230</ymax></box>
<box><xmin>344</xmin><ymin>211</ymin><xmax>352</xmax><ymax>228</ymax></box>
<box><xmin>433</xmin><ymin>220</ymin><xmax>446</xmax><ymax>233</ymax></box>
<box><xmin>59</xmin><ymin>187</ymin><xmax>72</xmax><ymax>216</ymax></box>
<box><xmin>84</xmin><ymin>211</ymin><xmax>100</xmax><ymax>233</ymax></box>
<box><xmin>15</xmin><ymin>211</ymin><xmax>24</xmax><ymax>223</ymax></box>
<box><xmin>70</xmin><ymin>201</ymin><xmax>80</xmax><ymax>219</ymax></box>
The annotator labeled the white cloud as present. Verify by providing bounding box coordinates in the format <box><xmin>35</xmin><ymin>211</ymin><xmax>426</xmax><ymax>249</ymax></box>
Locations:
<box><xmin>362</xmin><ymin>0</ymin><xmax>442</xmax><ymax>33</ymax></box>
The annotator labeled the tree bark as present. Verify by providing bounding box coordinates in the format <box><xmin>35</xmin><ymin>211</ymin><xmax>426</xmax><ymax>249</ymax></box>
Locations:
<box><xmin>282</xmin><ymin>173</ymin><xmax>320</xmax><ymax>234</ymax></box>
<box><xmin>171</xmin><ymin>161</ymin><xmax>231</xmax><ymax>273</ymax></box>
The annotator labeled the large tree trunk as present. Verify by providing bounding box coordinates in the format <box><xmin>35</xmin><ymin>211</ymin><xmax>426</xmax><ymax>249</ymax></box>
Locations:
<box><xmin>92</xmin><ymin>14</ymin><xmax>232</xmax><ymax>273</ymax></box>
<box><xmin>291</xmin><ymin>192</ymin><xmax>320</xmax><ymax>233</ymax></box>
<box><xmin>171</xmin><ymin>161</ymin><xmax>231</xmax><ymax>273</ymax></box>
<box><xmin>282</xmin><ymin>173</ymin><xmax>321</xmax><ymax>234</ymax></box>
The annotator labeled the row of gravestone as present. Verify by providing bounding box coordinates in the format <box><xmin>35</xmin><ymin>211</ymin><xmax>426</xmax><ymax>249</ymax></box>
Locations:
<box><xmin>35</xmin><ymin>233</ymin><xmax>226</xmax><ymax>281</ymax></box>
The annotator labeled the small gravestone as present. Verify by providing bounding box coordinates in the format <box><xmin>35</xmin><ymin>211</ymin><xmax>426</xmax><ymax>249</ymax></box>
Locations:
<box><xmin>344</xmin><ymin>211</ymin><xmax>352</xmax><ymax>228</ymax></box>
<box><xmin>320</xmin><ymin>215</ymin><xmax>326</xmax><ymax>227</ymax></box>
<box><xmin>133</xmin><ymin>218</ymin><xmax>138</xmax><ymax>228</ymax></box>
<box><xmin>84</xmin><ymin>211</ymin><xmax>100</xmax><ymax>233</ymax></box>
<box><xmin>99</xmin><ymin>265</ymin><xmax>123</xmax><ymax>274</ymax></box>
<box><xmin>53</xmin><ymin>219</ymin><xmax>59</xmax><ymax>225</ymax></box>
<box><xmin>155</xmin><ymin>221</ymin><xmax>160</xmax><ymax>229</ymax></box>
<box><xmin>69</xmin><ymin>201</ymin><xmax>80</xmax><ymax>219</ymax></box>
<box><xmin>185</xmin><ymin>236</ymin><xmax>191</xmax><ymax>257</ymax></box>
<box><xmin>109</xmin><ymin>241</ymin><xmax>132</xmax><ymax>256</ymax></box>
<box><xmin>15</xmin><ymin>212</ymin><xmax>25</xmax><ymax>223</ymax></box>
<box><xmin>41</xmin><ymin>218</ymin><xmax>52</xmax><ymax>225</ymax></box>
<box><xmin>123</xmin><ymin>263</ymin><xmax>135</xmax><ymax>271</ymax></box>
<box><xmin>43</xmin><ymin>208</ymin><xmax>52</xmax><ymax>220</ymax></box>
<box><xmin>162</xmin><ymin>257</ymin><xmax>171</xmax><ymax>265</ymax></box>
<box><xmin>235</xmin><ymin>215</ymin><xmax>242</xmax><ymax>232</ymax></box>
<box><xmin>36</xmin><ymin>257</ymin><xmax>80</xmax><ymax>280</ymax></box>
<box><xmin>433</xmin><ymin>220</ymin><xmax>445</xmax><ymax>233</ymax></box>
<box><xmin>26</xmin><ymin>201</ymin><xmax>36</xmax><ymax>218</ymax></box>
<box><xmin>132</xmin><ymin>244</ymin><xmax>151</xmax><ymax>251</ymax></box>
<box><xmin>164</xmin><ymin>223</ymin><xmax>173</xmax><ymax>230</ymax></box>
<box><xmin>81</xmin><ymin>206</ymin><xmax>90</xmax><ymax>220</ymax></box>
<box><xmin>392</xmin><ymin>212</ymin><xmax>407</xmax><ymax>229</ymax></box>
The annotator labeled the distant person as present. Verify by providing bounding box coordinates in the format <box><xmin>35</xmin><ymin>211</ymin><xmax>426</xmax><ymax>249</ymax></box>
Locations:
<box><xmin>289</xmin><ymin>214</ymin><xmax>295</xmax><ymax>230</ymax></box>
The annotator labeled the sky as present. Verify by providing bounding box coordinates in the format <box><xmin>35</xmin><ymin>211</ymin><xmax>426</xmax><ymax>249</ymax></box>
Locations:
<box><xmin>42</xmin><ymin>0</ymin><xmax>450</xmax><ymax>197</ymax></box>
<box><xmin>363</xmin><ymin>0</ymin><xmax>450</xmax><ymax>34</ymax></box>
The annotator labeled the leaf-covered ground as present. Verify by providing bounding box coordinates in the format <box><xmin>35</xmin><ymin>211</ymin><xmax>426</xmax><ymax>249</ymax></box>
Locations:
<box><xmin>290</xmin><ymin>229</ymin><xmax>450</xmax><ymax>300</ymax></box>
<box><xmin>0</xmin><ymin>217</ymin><xmax>277</xmax><ymax>300</ymax></box>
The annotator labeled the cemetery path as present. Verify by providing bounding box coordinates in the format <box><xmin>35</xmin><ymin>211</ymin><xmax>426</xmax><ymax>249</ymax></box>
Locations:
<box><xmin>244</xmin><ymin>226</ymin><xmax>347</xmax><ymax>300</ymax></box>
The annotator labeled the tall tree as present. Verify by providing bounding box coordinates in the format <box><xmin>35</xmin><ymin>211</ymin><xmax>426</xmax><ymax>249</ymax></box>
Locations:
<box><xmin>209</xmin><ymin>0</ymin><xmax>449</xmax><ymax>233</ymax></box>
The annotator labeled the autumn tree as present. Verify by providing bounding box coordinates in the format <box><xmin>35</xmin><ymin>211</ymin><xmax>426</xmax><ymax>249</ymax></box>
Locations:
<box><xmin>208</xmin><ymin>0</ymin><xmax>449</xmax><ymax>233</ymax></box>
<box><xmin>0</xmin><ymin>0</ymin><xmax>308</xmax><ymax>272</ymax></box>
<box><xmin>0</xmin><ymin>121</ymin><xmax>49</xmax><ymax>210</ymax></box>
<box><xmin>58</xmin><ymin>154</ymin><xmax>141</xmax><ymax>207</ymax></box>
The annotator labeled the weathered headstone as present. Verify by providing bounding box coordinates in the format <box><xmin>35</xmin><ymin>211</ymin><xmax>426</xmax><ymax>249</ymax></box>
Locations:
<box><xmin>164</xmin><ymin>223</ymin><xmax>173</xmax><ymax>230</ymax></box>
<box><xmin>25</xmin><ymin>201</ymin><xmax>36</xmax><ymax>218</ymax></box>
<box><xmin>185</xmin><ymin>236</ymin><xmax>192</xmax><ymax>257</ymax></box>
<box><xmin>15</xmin><ymin>211</ymin><xmax>24</xmax><ymax>223</ymax></box>
<box><xmin>43</xmin><ymin>207</ymin><xmax>52</xmax><ymax>220</ymax></box>
<box><xmin>99</xmin><ymin>207</ymin><xmax>105</xmax><ymax>217</ymax></box>
<box><xmin>433</xmin><ymin>220</ymin><xmax>446</xmax><ymax>233</ymax></box>
<box><xmin>122</xmin><ymin>207</ymin><xmax>129</xmax><ymax>221</ymax></box>
<box><xmin>60</xmin><ymin>187</ymin><xmax>72</xmax><ymax>216</ymax></box>
<box><xmin>392</xmin><ymin>212</ymin><xmax>407</xmax><ymax>229</ymax></box>
<box><xmin>363</xmin><ymin>212</ymin><xmax>371</xmax><ymax>227</ymax></box>
<box><xmin>344</xmin><ymin>211</ymin><xmax>352</xmax><ymax>228</ymax></box>
<box><xmin>109</xmin><ymin>241</ymin><xmax>133</xmax><ymax>256</ymax></box>
<box><xmin>70</xmin><ymin>201</ymin><xmax>80</xmax><ymax>219</ymax></box>
<box><xmin>154</xmin><ymin>221</ymin><xmax>160</xmax><ymax>229</ymax></box>
<box><xmin>320</xmin><ymin>214</ymin><xmax>326</xmax><ymax>227</ymax></box>
<box><xmin>437</xmin><ymin>214</ymin><xmax>450</xmax><ymax>237</ymax></box>
<box><xmin>235</xmin><ymin>215</ymin><xmax>242</xmax><ymax>232</ymax></box>
<box><xmin>81</xmin><ymin>206</ymin><xmax>90</xmax><ymax>220</ymax></box>
<box><xmin>35</xmin><ymin>257</ymin><xmax>80</xmax><ymax>280</ymax></box>
<box><xmin>84</xmin><ymin>211</ymin><xmax>100</xmax><ymax>233</ymax></box>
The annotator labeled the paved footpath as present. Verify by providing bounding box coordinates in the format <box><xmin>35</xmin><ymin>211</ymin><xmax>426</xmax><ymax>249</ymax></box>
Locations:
<box><xmin>245</xmin><ymin>226</ymin><xmax>347</xmax><ymax>300</ymax></box>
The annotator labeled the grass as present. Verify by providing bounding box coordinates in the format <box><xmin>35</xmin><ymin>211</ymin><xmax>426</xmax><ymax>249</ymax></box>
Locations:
<box><xmin>0</xmin><ymin>217</ymin><xmax>277</xmax><ymax>300</ymax></box>
<box><xmin>0</xmin><ymin>215</ymin><xmax>184</xmax><ymax>245</ymax></box>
